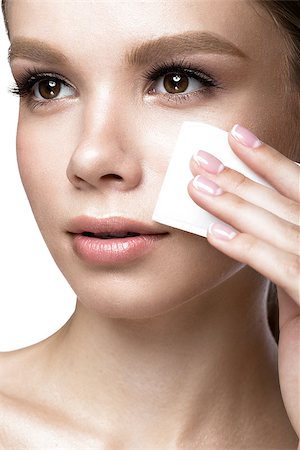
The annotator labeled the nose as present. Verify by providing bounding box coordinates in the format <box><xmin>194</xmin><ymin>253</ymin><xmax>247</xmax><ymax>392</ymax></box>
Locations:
<box><xmin>66</xmin><ymin>105</ymin><xmax>143</xmax><ymax>192</ymax></box>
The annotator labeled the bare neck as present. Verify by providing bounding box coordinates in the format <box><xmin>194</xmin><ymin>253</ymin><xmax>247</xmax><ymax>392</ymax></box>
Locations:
<box><xmin>17</xmin><ymin>267</ymin><xmax>297</xmax><ymax>447</ymax></box>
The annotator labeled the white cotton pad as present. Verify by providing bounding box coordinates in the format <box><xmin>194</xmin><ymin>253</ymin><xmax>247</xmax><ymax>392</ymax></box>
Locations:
<box><xmin>152</xmin><ymin>121</ymin><xmax>274</xmax><ymax>238</ymax></box>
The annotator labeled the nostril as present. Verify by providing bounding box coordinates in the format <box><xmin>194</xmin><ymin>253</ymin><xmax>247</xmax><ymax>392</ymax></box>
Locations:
<box><xmin>74</xmin><ymin>175</ymin><xmax>85</xmax><ymax>183</ymax></box>
<box><xmin>102</xmin><ymin>174</ymin><xmax>123</xmax><ymax>181</ymax></box>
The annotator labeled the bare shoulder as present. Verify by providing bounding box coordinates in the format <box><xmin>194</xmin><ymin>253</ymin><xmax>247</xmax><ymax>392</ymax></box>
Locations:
<box><xmin>0</xmin><ymin>346</ymin><xmax>36</xmax><ymax>398</ymax></box>
<box><xmin>0</xmin><ymin>342</ymin><xmax>47</xmax><ymax>401</ymax></box>
<box><xmin>0</xmin><ymin>328</ymin><xmax>67</xmax><ymax>402</ymax></box>
<box><xmin>0</xmin><ymin>347</ymin><xmax>105</xmax><ymax>449</ymax></box>
<box><xmin>0</xmin><ymin>345</ymin><xmax>48</xmax><ymax>448</ymax></box>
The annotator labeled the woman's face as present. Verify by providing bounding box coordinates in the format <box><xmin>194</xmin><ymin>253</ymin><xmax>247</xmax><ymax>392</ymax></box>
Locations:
<box><xmin>7</xmin><ymin>0</ymin><xmax>293</xmax><ymax>318</ymax></box>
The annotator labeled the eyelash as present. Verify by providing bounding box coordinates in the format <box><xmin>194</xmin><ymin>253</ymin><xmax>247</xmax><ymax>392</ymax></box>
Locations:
<box><xmin>143</xmin><ymin>58</ymin><xmax>221</xmax><ymax>103</ymax></box>
<box><xmin>9</xmin><ymin>68</ymin><xmax>73</xmax><ymax>110</ymax></box>
<box><xmin>9</xmin><ymin>59</ymin><xmax>221</xmax><ymax>110</ymax></box>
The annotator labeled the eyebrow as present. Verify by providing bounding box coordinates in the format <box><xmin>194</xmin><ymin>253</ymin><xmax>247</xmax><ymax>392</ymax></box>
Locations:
<box><xmin>8</xmin><ymin>38</ymin><xmax>69</xmax><ymax>65</ymax></box>
<box><xmin>126</xmin><ymin>31</ymin><xmax>247</xmax><ymax>65</ymax></box>
<box><xmin>8</xmin><ymin>31</ymin><xmax>246</xmax><ymax>67</ymax></box>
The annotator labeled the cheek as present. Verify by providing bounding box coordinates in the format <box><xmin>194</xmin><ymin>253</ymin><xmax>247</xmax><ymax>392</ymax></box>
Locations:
<box><xmin>16</xmin><ymin>117</ymin><xmax>71</xmax><ymax>206</ymax></box>
<box><xmin>16</xmin><ymin>117</ymin><xmax>73</xmax><ymax>248</ymax></box>
<box><xmin>17</xmin><ymin>124</ymin><xmax>44</xmax><ymax>210</ymax></box>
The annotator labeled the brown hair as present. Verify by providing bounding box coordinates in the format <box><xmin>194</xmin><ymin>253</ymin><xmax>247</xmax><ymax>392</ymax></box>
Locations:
<box><xmin>259</xmin><ymin>1</ymin><xmax>300</xmax><ymax>89</ymax></box>
<box><xmin>1</xmin><ymin>0</ymin><xmax>299</xmax><ymax>343</ymax></box>
<box><xmin>1</xmin><ymin>0</ymin><xmax>7</xmax><ymax>38</ymax></box>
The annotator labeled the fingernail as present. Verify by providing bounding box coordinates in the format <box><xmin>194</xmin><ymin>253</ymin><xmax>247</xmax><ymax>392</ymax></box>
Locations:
<box><xmin>231</xmin><ymin>124</ymin><xmax>262</xmax><ymax>148</ymax></box>
<box><xmin>193</xmin><ymin>175</ymin><xmax>223</xmax><ymax>195</ymax></box>
<box><xmin>208</xmin><ymin>222</ymin><xmax>237</xmax><ymax>240</ymax></box>
<box><xmin>193</xmin><ymin>150</ymin><xmax>225</xmax><ymax>174</ymax></box>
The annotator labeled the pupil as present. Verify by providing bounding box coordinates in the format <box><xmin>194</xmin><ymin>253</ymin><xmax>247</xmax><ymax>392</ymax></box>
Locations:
<box><xmin>163</xmin><ymin>72</ymin><xmax>188</xmax><ymax>94</ymax></box>
<box><xmin>39</xmin><ymin>79</ymin><xmax>61</xmax><ymax>99</ymax></box>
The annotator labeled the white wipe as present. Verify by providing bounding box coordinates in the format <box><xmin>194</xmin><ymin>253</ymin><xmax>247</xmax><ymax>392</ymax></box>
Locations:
<box><xmin>152</xmin><ymin>121</ymin><xmax>274</xmax><ymax>238</ymax></box>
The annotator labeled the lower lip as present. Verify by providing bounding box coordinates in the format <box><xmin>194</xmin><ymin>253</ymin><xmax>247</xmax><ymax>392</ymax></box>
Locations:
<box><xmin>72</xmin><ymin>234</ymin><xmax>166</xmax><ymax>265</ymax></box>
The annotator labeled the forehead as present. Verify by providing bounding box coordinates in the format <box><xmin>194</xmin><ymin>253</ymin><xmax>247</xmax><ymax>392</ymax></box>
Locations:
<box><xmin>7</xmin><ymin>0</ymin><xmax>281</xmax><ymax>59</ymax></box>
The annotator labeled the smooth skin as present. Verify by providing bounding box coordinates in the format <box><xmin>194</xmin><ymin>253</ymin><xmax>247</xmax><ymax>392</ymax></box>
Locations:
<box><xmin>0</xmin><ymin>0</ymin><xmax>299</xmax><ymax>448</ymax></box>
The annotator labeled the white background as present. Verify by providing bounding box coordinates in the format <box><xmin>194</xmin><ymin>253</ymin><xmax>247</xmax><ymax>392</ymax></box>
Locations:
<box><xmin>0</xmin><ymin>18</ymin><xmax>76</xmax><ymax>351</ymax></box>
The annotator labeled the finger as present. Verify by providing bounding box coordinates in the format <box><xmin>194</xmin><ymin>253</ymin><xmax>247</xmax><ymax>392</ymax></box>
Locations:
<box><xmin>206</xmin><ymin>225</ymin><xmax>300</xmax><ymax>303</ymax></box>
<box><xmin>277</xmin><ymin>287</ymin><xmax>300</xmax><ymax>330</ymax></box>
<box><xmin>228</xmin><ymin>124</ymin><xmax>300</xmax><ymax>203</ymax></box>
<box><xmin>188</xmin><ymin>179</ymin><xmax>300</xmax><ymax>256</ymax></box>
<box><xmin>190</xmin><ymin>156</ymin><xmax>299</xmax><ymax>226</ymax></box>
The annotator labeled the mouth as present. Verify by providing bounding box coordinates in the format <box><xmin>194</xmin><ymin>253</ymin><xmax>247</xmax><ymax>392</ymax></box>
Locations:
<box><xmin>81</xmin><ymin>231</ymin><xmax>142</xmax><ymax>239</ymax></box>
<box><xmin>68</xmin><ymin>216</ymin><xmax>169</xmax><ymax>265</ymax></box>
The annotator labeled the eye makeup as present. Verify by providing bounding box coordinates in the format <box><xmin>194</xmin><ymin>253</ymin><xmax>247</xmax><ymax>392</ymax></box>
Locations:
<box><xmin>9</xmin><ymin>57</ymin><xmax>223</xmax><ymax>110</ymax></box>
<box><xmin>9</xmin><ymin>67</ymin><xmax>76</xmax><ymax>110</ymax></box>
<box><xmin>143</xmin><ymin>57</ymin><xmax>223</xmax><ymax>104</ymax></box>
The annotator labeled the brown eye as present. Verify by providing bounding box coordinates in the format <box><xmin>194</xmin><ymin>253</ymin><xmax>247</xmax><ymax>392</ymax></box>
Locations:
<box><xmin>37</xmin><ymin>79</ymin><xmax>61</xmax><ymax>99</ymax></box>
<box><xmin>163</xmin><ymin>72</ymin><xmax>189</xmax><ymax>94</ymax></box>
<box><xmin>31</xmin><ymin>76</ymin><xmax>75</xmax><ymax>102</ymax></box>
<box><xmin>151</xmin><ymin>70</ymin><xmax>205</xmax><ymax>96</ymax></box>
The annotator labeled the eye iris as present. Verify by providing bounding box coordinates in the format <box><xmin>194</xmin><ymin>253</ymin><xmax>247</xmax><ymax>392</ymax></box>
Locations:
<box><xmin>163</xmin><ymin>72</ymin><xmax>189</xmax><ymax>94</ymax></box>
<box><xmin>38</xmin><ymin>79</ymin><xmax>61</xmax><ymax>99</ymax></box>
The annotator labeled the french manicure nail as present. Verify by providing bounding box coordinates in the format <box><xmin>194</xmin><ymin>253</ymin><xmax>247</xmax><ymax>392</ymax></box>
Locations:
<box><xmin>208</xmin><ymin>222</ymin><xmax>237</xmax><ymax>240</ymax></box>
<box><xmin>193</xmin><ymin>150</ymin><xmax>225</xmax><ymax>174</ymax></box>
<box><xmin>193</xmin><ymin>175</ymin><xmax>223</xmax><ymax>195</ymax></box>
<box><xmin>231</xmin><ymin>124</ymin><xmax>262</xmax><ymax>148</ymax></box>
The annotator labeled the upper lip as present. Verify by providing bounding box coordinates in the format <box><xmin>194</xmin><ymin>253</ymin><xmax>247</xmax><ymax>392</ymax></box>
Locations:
<box><xmin>67</xmin><ymin>216</ymin><xmax>169</xmax><ymax>236</ymax></box>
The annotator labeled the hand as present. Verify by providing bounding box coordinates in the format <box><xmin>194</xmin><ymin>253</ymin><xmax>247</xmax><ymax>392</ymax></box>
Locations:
<box><xmin>188</xmin><ymin>124</ymin><xmax>300</xmax><ymax>440</ymax></box>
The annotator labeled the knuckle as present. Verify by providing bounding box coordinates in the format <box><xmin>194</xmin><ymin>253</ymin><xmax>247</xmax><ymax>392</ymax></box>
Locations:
<box><xmin>223</xmin><ymin>168</ymin><xmax>249</xmax><ymax>194</ymax></box>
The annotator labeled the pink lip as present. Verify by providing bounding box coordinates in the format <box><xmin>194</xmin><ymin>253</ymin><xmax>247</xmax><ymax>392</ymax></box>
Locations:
<box><xmin>68</xmin><ymin>216</ymin><xmax>169</xmax><ymax>265</ymax></box>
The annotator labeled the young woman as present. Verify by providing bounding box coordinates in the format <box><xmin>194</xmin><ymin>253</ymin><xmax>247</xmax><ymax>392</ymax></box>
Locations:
<box><xmin>0</xmin><ymin>0</ymin><xmax>299</xmax><ymax>448</ymax></box>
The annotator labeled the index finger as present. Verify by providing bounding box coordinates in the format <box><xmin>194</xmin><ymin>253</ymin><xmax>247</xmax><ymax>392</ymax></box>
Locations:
<box><xmin>229</xmin><ymin>125</ymin><xmax>300</xmax><ymax>203</ymax></box>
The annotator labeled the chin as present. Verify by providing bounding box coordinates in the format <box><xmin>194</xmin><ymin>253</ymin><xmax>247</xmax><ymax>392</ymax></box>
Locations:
<box><xmin>61</xmin><ymin>260</ymin><xmax>242</xmax><ymax>321</ymax></box>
